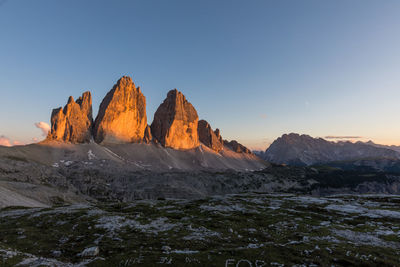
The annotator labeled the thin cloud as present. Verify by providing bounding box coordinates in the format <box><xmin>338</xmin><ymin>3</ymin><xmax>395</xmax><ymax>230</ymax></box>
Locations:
<box><xmin>35</xmin><ymin>122</ymin><xmax>50</xmax><ymax>136</ymax></box>
<box><xmin>325</xmin><ymin>136</ymin><xmax>363</xmax><ymax>139</ymax></box>
<box><xmin>13</xmin><ymin>140</ymin><xmax>25</xmax><ymax>146</ymax></box>
<box><xmin>0</xmin><ymin>135</ymin><xmax>11</xmax><ymax>147</ymax></box>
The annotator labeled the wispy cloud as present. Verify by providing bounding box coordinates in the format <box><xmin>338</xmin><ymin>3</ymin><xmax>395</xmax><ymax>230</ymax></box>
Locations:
<box><xmin>0</xmin><ymin>136</ymin><xmax>27</xmax><ymax>146</ymax></box>
<box><xmin>35</xmin><ymin>122</ymin><xmax>50</xmax><ymax>136</ymax></box>
<box><xmin>325</xmin><ymin>136</ymin><xmax>363</xmax><ymax>140</ymax></box>
<box><xmin>0</xmin><ymin>135</ymin><xmax>11</xmax><ymax>147</ymax></box>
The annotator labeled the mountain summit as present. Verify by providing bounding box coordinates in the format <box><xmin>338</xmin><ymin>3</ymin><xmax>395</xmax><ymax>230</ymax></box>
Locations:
<box><xmin>93</xmin><ymin>76</ymin><xmax>147</xmax><ymax>144</ymax></box>
<box><xmin>263</xmin><ymin>133</ymin><xmax>400</xmax><ymax>166</ymax></box>
<box><xmin>47</xmin><ymin>91</ymin><xmax>93</xmax><ymax>143</ymax></box>
<box><xmin>151</xmin><ymin>89</ymin><xmax>199</xmax><ymax>150</ymax></box>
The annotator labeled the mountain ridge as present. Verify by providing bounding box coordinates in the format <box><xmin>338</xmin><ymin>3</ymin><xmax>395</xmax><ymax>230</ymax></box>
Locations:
<box><xmin>259</xmin><ymin>133</ymin><xmax>400</xmax><ymax>166</ymax></box>
<box><xmin>45</xmin><ymin>75</ymin><xmax>253</xmax><ymax>157</ymax></box>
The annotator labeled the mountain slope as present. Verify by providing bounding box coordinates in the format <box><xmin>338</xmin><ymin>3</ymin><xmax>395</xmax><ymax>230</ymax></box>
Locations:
<box><xmin>0</xmin><ymin>141</ymin><xmax>265</xmax><ymax>171</ymax></box>
<box><xmin>0</xmin><ymin>142</ymin><xmax>267</xmax><ymax>207</ymax></box>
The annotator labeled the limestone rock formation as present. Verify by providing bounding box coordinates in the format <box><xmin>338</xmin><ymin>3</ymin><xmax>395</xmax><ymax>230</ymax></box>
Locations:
<box><xmin>214</xmin><ymin>128</ymin><xmax>223</xmax><ymax>144</ymax></box>
<box><xmin>93</xmin><ymin>76</ymin><xmax>147</xmax><ymax>144</ymax></box>
<box><xmin>47</xmin><ymin>92</ymin><xmax>93</xmax><ymax>143</ymax></box>
<box><xmin>224</xmin><ymin>140</ymin><xmax>252</xmax><ymax>154</ymax></box>
<box><xmin>198</xmin><ymin>120</ymin><xmax>223</xmax><ymax>152</ymax></box>
<box><xmin>151</xmin><ymin>89</ymin><xmax>199</xmax><ymax>149</ymax></box>
<box><xmin>143</xmin><ymin>125</ymin><xmax>152</xmax><ymax>144</ymax></box>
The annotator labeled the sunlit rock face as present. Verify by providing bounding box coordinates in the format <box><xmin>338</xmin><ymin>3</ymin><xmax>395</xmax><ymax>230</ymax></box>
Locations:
<box><xmin>151</xmin><ymin>89</ymin><xmax>199</xmax><ymax>150</ymax></box>
<box><xmin>198</xmin><ymin>120</ymin><xmax>223</xmax><ymax>152</ymax></box>
<box><xmin>48</xmin><ymin>92</ymin><xmax>93</xmax><ymax>143</ymax></box>
<box><xmin>224</xmin><ymin>140</ymin><xmax>252</xmax><ymax>154</ymax></box>
<box><xmin>93</xmin><ymin>76</ymin><xmax>147</xmax><ymax>144</ymax></box>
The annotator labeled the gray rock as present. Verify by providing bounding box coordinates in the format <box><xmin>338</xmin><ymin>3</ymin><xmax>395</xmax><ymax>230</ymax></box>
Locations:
<box><xmin>80</xmin><ymin>246</ymin><xmax>99</xmax><ymax>257</ymax></box>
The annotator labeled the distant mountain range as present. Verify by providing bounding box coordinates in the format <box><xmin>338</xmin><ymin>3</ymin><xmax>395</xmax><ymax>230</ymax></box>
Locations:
<box><xmin>364</xmin><ymin>141</ymin><xmax>400</xmax><ymax>153</ymax></box>
<box><xmin>256</xmin><ymin>133</ymin><xmax>400</xmax><ymax>169</ymax></box>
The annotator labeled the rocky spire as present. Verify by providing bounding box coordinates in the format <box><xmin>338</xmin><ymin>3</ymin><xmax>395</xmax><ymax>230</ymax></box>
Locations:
<box><xmin>47</xmin><ymin>91</ymin><xmax>93</xmax><ymax>143</ymax></box>
<box><xmin>93</xmin><ymin>76</ymin><xmax>147</xmax><ymax>144</ymax></box>
<box><xmin>214</xmin><ymin>128</ymin><xmax>223</xmax><ymax>144</ymax></box>
<box><xmin>151</xmin><ymin>89</ymin><xmax>199</xmax><ymax>150</ymax></box>
<box><xmin>198</xmin><ymin>120</ymin><xmax>223</xmax><ymax>152</ymax></box>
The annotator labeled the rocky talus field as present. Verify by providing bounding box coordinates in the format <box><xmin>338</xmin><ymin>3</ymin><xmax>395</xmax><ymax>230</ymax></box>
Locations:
<box><xmin>1</xmin><ymin>194</ymin><xmax>400</xmax><ymax>266</ymax></box>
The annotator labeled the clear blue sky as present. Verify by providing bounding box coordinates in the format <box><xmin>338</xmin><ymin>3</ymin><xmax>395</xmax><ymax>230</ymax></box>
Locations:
<box><xmin>1</xmin><ymin>0</ymin><xmax>400</xmax><ymax>149</ymax></box>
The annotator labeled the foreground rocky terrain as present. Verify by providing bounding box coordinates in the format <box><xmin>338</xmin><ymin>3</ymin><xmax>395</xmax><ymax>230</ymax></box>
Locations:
<box><xmin>1</xmin><ymin>193</ymin><xmax>399</xmax><ymax>266</ymax></box>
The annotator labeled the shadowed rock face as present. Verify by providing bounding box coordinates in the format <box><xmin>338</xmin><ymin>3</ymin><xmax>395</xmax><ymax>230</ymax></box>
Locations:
<box><xmin>93</xmin><ymin>76</ymin><xmax>147</xmax><ymax>144</ymax></box>
<box><xmin>198</xmin><ymin>120</ymin><xmax>223</xmax><ymax>152</ymax></box>
<box><xmin>224</xmin><ymin>140</ymin><xmax>252</xmax><ymax>154</ymax></box>
<box><xmin>214</xmin><ymin>128</ymin><xmax>223</xmax><ymax>144</ymax></box>
<box><xmin>151</xmin><ymin>89</ymin><xmax>199</xmax><ymax>150</ymax></box>
<box><xmin>47</xmin><ymin>92</ymin><xmax>93</xmax><ymax>143</ymax></box>
<box><xmin>143</xmin><ymin>125</ymin><xmax>152</xmax><ymax>144</ymax></box>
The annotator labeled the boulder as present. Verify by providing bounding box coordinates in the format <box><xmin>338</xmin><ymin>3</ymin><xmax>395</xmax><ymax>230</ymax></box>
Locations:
<box><xmin>151</xmin><ymin>89</ymin><xmax>199</xmax><ymax>149</ymax></box>
<box><xmin>93</xmin><ymin>76</ymin><xmax>147</xmax><ymax>144</ymax></box>
<box><xmin>79</xmin><ymin>246</ymin><xmax>99</xmax><ymax>257</ymax></box>
<box><xmin>224</xmin><ymin>140</ymin><xmax>252</xmax><ymax>154</ymax></box>
<box><xmin>47</xmin><ymin>91</ymin><xmax>93</xmax><ymax>143</ymax></box>
<box><xmin>198</xmin><ymin>120</ymin><xmax>223</xmax><ymax>152</ymax></box>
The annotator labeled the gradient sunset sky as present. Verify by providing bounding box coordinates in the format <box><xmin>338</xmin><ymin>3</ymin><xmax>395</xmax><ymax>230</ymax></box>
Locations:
<box><xmin>1</xmin><ymin>0</ymin><xmax>400</xmax><ymax>149</ymax></box>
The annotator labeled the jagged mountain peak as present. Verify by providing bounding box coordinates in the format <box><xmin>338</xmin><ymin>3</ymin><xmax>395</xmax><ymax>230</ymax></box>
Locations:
<box><xmin>151</xmin><ymin>89</ymin><xmax>199</xmax><ymax>150</ymax></box>
<box><xmin>47</xmin><ymin>92</ymin><xmax>93</xmax><ymax>143</ymax></box>
<box><xmin>93</xmin><ymin>76</ymin><xmax>147</xmax><ymax>144</ymax></box>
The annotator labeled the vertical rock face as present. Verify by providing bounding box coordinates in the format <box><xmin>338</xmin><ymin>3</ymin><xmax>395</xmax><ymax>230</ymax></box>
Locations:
<box><xmin>143</xmin><ymin>125</ymin><xmax>152</xmax><ymax>144</ymax></box>
<box><xmin>151</xmin><ymin>89</ymin><xmax>199</xmax><ymax>150</ymax></box>
<box><xmin>214</xmin><ymin>128</ymin><xmax>223</xmax><ymax>144</ymax></box>
<box><xmin>198</xmin><ymin>120</ymin><xmax>223</xmax><ymax>152</ymax></box>
<box><xmin>224</xmin><ymin>140</ymin><xmax>252</xmax><ymax>154</ymax></box>
<box><xmin>93</xmin><ymin>76</ymin><xmax>147</xmax><ymax>144</ymax></box>
<box><xmin>47</xmin><ymin>92</ymin><xmax>93</xmax><ymax>143</ymax></box>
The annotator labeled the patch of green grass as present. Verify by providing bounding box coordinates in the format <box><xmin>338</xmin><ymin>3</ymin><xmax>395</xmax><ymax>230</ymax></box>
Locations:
<box><xmin>381</xmin><ymin>234</ymin><xmax>400</xmax><ymax>242</ymax></box>
<box><xmin>1</xmin><ymin>195</ymin><xmax>400</xmax><ymax>266</ymax></box>
<box><xmin>0</xmin><ymin>254</ymin><xmax>26</xmax><ymax>267</ymax></box>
